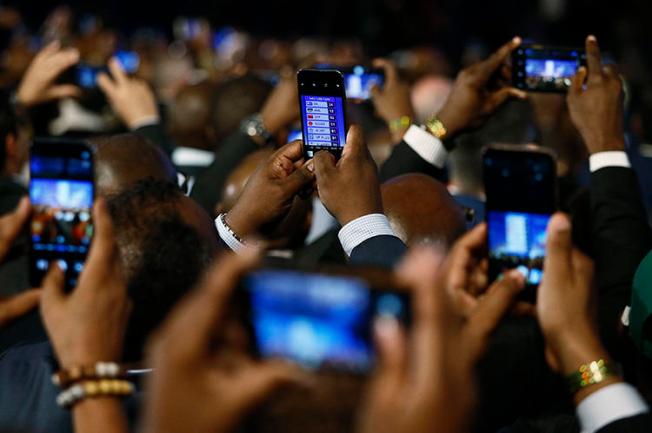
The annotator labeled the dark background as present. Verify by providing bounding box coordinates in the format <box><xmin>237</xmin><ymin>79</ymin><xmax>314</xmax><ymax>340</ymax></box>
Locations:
<box><xmin>6</xmin><ymin>0</ymin><xmax>652</xmax><ymax>62</ymax></box>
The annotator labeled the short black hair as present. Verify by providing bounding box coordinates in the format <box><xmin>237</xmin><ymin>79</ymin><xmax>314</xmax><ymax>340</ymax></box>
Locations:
<box><xmin>106</xmin><ymin>178</ymin><xmax>212</xmax><ymax>361</ymax></box>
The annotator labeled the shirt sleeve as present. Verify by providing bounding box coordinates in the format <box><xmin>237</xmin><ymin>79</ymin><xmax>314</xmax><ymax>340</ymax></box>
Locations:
<box><xmin>589</xmin><ymin>151</ymin><xmax>631</xmax><ymax>173</ymax></box>
<box><xmin>338</xmin><ymin>213</ymin><xmax>400</xmax><ymax>257</ymax></box>
<box><xmin>577</xmin><ymin>382</ymin><xmax>649</xmax><ymax>433</ymax></box>
<box><xmin>402</xmin><ymin>125</ymin><xmax>449</xmax><ymax>169</ymax></box>
<box><xmin>215</xmin><ymin>214</ymin><xmax>246</xmax><ymax>253</ymax></box>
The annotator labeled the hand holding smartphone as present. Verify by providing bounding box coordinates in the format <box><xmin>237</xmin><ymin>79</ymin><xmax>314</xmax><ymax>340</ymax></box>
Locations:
<box><xmin>298</xmin><ymin>69</ymin><xmax>348</xmax><ymax>159</ymax></box>
<box><xmin>29</xmin><ymin>139</ymin><xmax>95</xmax><ymax>290</ymax></box>
<box><xmin>512</xmin><ymin>45</ymin><xmax>586</xmax><ymax>93</ymax></box>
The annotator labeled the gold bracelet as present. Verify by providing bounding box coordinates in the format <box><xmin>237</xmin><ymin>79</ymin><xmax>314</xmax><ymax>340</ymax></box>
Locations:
<box><xmin>52</xmin><ymin>362</ymin><xmax>128</xmax><ymax>388</ymax></box>
<box><xmin>566</xmin><ymin>359</ymin><xmax>618</xmax><ymax>394</ymax></box>
<box><xmin>389</xmin><ymin>116</ymin><xmax>411</xmax><ymax>133</ymax></box>
<box><xmin>425</xmin><ymin>116</ymin><xmax>448</xmax><ymax>139</ymax></box>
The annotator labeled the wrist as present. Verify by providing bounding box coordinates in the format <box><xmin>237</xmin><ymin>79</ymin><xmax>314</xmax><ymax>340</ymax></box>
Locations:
<box><xmin>434</xmin><ymin>107</ymin><xmax>463</xmax><ymax>140</ymax></box>
<box><xmin>224</xmin><ymin>207</ymin><xmax>259</xmax><ymax>238</ymax></box>
<box><xmin>587</xmin><ymin>138</ymin><xmax>626</xmax><ymax>155</ymax></box>
<box><xmin>552</xmin><ymin>334</ymin><xmax>610</xmax><ymax>376</ymax></box>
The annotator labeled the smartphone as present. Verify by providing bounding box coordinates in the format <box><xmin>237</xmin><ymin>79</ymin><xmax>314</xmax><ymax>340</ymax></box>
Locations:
<box><xmin>29</xmin><ymin>139</ymin><xmax>95</xmax><ymax>290</ymax></box>
<box><xmin>512</xmin><ymin>45</ymin><xmax>587</xmax><ymax>93</ymax></box>
<box><xmin>483</xmin><ymin>145</ymin><xmax>557</xmax><ymax>300</ymax></box>
<box><xmin>298</xmin><ymin>69</ymin><xmax>348</xmax><ymax>159</ymax></box>
<box><xmin>75</xmin><ymin>52</ymin><xmax>140</xmax><ymax>89</ymax></box>
<box><xmin>342</xmin><ymin>65</ymin><xmax>385</xmax><ymax>100</ymax></box>
<box><xmin>287</xmin><ymin>128</ymin><xmax>303</xmax><ymax>143</ymax></box>
<box><xmin>240</xmin><ymin>269</ymin><xmax>410</xmax><ymax>373</ymax></box>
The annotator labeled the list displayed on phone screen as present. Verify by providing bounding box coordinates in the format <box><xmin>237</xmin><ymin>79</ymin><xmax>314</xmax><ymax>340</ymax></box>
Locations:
<box><xmin>301</xmin><ymin>95</ymin><xmax>346</xmax><ymax>157</ymax></box>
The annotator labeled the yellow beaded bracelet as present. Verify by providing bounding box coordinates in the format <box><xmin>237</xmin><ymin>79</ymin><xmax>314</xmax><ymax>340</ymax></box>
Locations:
<box><xmin>566</xmin><ymin>359</ymin><xmax>617</xmax><ymax>394</ymax></box>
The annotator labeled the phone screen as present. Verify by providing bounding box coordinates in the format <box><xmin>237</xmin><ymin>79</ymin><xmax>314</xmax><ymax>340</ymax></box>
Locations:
<box><xmin>298</xmin><ymin>69</ymin><xmax>347</xmax><ymax>159</ymax></box>
<box><xmin>512</xmin><ymin>46</ymin><xmax>586</xmax><ymax>93</ymax></box>
<box><xmin>29</xmin><ymin>140</ymin><xmax>94</xmax><ymax>290</ymax></box>
<box><xmin>483</xmin><ymin>147</ymin><xmax>556</xmax><ymax>293</ymax></box>
<box><xmin>242</xmin><ymin>269</ymin><xmax>409</xmax><ymax>373</ymax></box>
<box><xmin>343</xmin><ymin>66</ymin><xmax>384</xmax><ymax>100</ymax></box>
<box><xmin>76</xmin><ymin>53</ymin><xmax>140</xmax><ymax>89</ymax></box>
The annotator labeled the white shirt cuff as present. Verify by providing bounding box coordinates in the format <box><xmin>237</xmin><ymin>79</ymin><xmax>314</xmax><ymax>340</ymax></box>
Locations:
<box><xmin>215</xmin><ymin>214</ymin><xmax>246</xmax><ymax>253</ymax></box>
<box><xmin>338</xmin><ymin>213</ymin><xmax>398</xmax><ymax>257</ymax></box>
<box><xmin>129</xmin><ymin>115</ymin><xmax>161</xmax><ymax>131</ymax></box>
<box><xmin>402</xmin><ymin>124</ymin><xmax>448</xmax><ymax>169</ymax></box>
<box><xmin>589</xmin><ymin>151</ymin><xmax>631</xmax><ymax>173</ymax></box>
<box><xmin>577</xmin><ymin>382</ymin><xmax>649</xmax><ymax>433</ymax></box>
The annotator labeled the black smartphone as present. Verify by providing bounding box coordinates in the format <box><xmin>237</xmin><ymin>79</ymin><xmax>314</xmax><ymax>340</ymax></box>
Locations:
<box><xmin>483</xmin><ymin>145</ymin><xmax>557</xmax><ymax>300</ymax></box>
<box><xmin>74</xmin><ymin>51</ymin><xmax>140</xmax><ymax>89</ymax></box>
<box><xmin>29</xmin><ymin>139</ymin><xmax>95</xmax><ymax>290</ymax></box>
<box><xmin>297</xmin><ymin>69</ymin><xmax>348</xmax><ymax>159</ymax></box>
<box><xmin>315</xmin><ymin>64</ymin><xmax>385</xmax><ymax>101</ymax></box>
<box><xmin>512</xmin><ymin>45</ymin><xmax>586</xmax><ymax>93</ymax></box>
<box><xmin>240</xmin><ymin>268</ymin><xmax>410</xmax><ymax>374</ymax></box>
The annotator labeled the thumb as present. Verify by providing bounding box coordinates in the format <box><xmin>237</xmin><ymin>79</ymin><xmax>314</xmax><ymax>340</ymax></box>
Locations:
<box><xmin>543</xmin><ymin>213</ymin><xmax>573</xmax><ymax>279</ymax></box>
<box><xmin>231</xmin><ymin>360</ymin><xmax>307</xmax><ymax>410</ymax></box>
<box><xmin>284</xmin><ymin>159</ymin><xmax>315</xmax><ymax>192</ymax></box>
<box><xmin>487</xmin><ymin>87</ymin><xmax>527</xmax><ymax>111</ymax></box>
<box><xmin>369</xmin><ymin>83</ymin><xmax>381</xmax><ymax>98</ymax></box>
<box><xmin>342</xmin><ymin>125</ymin><xmax>366</xmax><ymax>160</ymax></box>
<box><xmin>370</xmin><ymin>316</ymin><xmax>407</xmax><ymax>394</ymax></box>
<box><xmin>44</xmin><ymin>85</ymin><xmax>81</xmax><ymax>101</ymax></box>
<box><xmin>40</xmin><ymin>261</ymin><xmax>66</xmax><ymax>304</ymax></box>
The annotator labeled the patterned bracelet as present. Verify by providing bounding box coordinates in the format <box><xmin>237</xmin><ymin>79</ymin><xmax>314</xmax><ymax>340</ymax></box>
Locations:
<box><xmin>52</xmin><ymin>362</ymin><xmax>128</xmax><ymax>388</ymax></box>
<box><xmin>219</xmin><ymin>213</ymin><xmax>247</xmax><ymax>244</ymax></box>
<box><xmin>56</xmin><ymin>379</ymin><xmax>134</xmax><ymax>409</ymax></box>
<box><xmin>566</xmin><ymin>359</ymin><xmax>618</xmax><ymax>394</ymax></box>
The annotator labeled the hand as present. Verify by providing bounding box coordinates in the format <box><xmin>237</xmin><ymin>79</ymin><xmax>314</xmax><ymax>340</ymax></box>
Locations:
<box><xmin>0</xmin><ymin>197</ymin><xmax>30</xmax><ymax>262</ymax></box>
<box><xmin>140</xmin><ymin>249</ymin><xmax>305</xmax><ymax>433</ymax></box>
<box><xmin>437</xmin><ymin>37</ymin><xmax>527</xmax><ymax>139</ymax></box>
<box><xmin>567</xmin><ymin>36</ymin><xmax>625</xmax><ymax>154</ymax></box>
<box><xmin>259</xmin><ymin>68</ymin><xmax>300</xmax><ymax>139</ymax></box>
<box><xmin>370</xmin><ymin>59</ymin><xmax>415</xmax><ymax>142</ymax></box>
<box><xmin>536</xmin><ymin>214</ymin><xmax>611</xmax><ymax>382</ymax></box>
<box><xmin>0</xmin><ymin>290</ymin><xmax>41</xmax><ymax>329</ymax></box>
<box><xmin>40</xmin><ymin>199</ymin><xmax>131</xmax><ymax>368</ymax></box>
<box><xmin>357</xmin><ymin>246</ymin><xmax>525</xmax><ymax>433</ymax></box>
<box><xmin>16</xmin><ymin>40</ymin><xmax>80</xmax><ymax>107</ymax></box>
<box><xmin>314</xmin><ymin>126</ymin><xmax>382</xmax><ymax>225</ymax></box>
<box><xmin>226</xmin><ymin>140</ymin><xmax>314</xmax><ymax>237</ymax></box>
<box><xmin>98</xmin><ymin>57</ymin><xmax>159</xmax><ymax>130</ymax></box>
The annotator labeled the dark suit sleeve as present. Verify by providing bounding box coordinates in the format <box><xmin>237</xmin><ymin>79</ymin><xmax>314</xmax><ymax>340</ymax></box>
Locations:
<box><xmin>379</xmin><ymin>140</ymin><xmax>446</xmax><ymax>182</ymax></box>
<box><xmin>134</xmin><ymin>123</ymin><xmax>176</xmax><ymax>156</ymax></box>
<box><xmin>190</xmin><ymin>131</ymin><xmax>261</xmax><ymax>214</ymax></box>
<box><xmin>349</xmin><ymin>235</ymin><xmax>407</xmax><ymax>268</ymax></box>
<box><xmin>596</xmin><ymin>413</ymin><xmax>652</xmax><ymax>433</ymax></box>
<box><xmin>590</xmin><ymin>167</ymin><xmax>652</xmax><ymax>353</ymax></box>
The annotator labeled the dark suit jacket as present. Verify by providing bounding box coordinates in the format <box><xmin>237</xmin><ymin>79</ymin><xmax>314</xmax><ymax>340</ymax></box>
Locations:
<box><xmin>597</xmin><ymin>413</ymin><xmax>652</xmax><ymax>433</ymax></box>
<box><xmin>379</xmin><ymin>140</ymin><xmax>446</xmax><ymax>182</ymax></box>
<box><xmin>349</xmin><ymin>235</ymin><xmax>407</xmax><ymax>269</ymax></box>
<box><xmin>134</xmin><ymin>123</ymin><xmax>176</xmax><ymax>156</ymax></box>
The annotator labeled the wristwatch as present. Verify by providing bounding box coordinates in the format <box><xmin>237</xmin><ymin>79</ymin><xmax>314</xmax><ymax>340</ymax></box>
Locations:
<box><xmin>424</xmin><ymin>116</ymin><xmax>448</xmax><ymax>139</ymax></box>
<box><xmin>240</xmin><ymin>114</ymin><xmax>272</xmax><ymax>144</ymax></box>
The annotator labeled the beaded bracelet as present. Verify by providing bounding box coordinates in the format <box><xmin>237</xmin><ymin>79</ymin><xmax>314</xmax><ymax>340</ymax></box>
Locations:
<box><xmin>566</xmin><ymin>359</ymin><xmax>618</xmax><ymax>394</ymax></box>
<box><xmin>56</xmin><ymin>379</ymin><xmax>134</xmax><ymax>409</ymax></box>
<box><xmin>389</xmin><ymin>116</ymin><xmax>411</xmax><ymax>133</ymax></box>
<box><xmin>52</xmin><ymin>362</ymin><xmax>129</xmax><ymax>388</ymax></box>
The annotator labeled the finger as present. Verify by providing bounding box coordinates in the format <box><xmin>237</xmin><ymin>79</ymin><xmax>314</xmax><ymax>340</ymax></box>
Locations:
<box><xmin>585</xmin><ymin>35</ymin><xmax>603</xmax><ymax>84</ymax></box>
<box><xmin>0</xmin><ymin>289</ymin><xmax>42</xmax><ymax>328</ymax></box>
<box><xmin>369</xmin><ymin>83</ymin><xmax>381</xmax><ymax>98</ymax></box>
<box><xmin>229</xmin><ymin>360</ymin><xmax>309</xmax><ymax>412</ymax></box>
<box><xmin>313</xmin><ymin>150</ymin><xmax>337</xmax><ymax>179</ymax></box>
<box><xmin>446</xmin><ymin>224</ymin><xmax>488</xmax><ymax>297</ymax></box>
<box><xmin>341</xmin><ymin>125</ymin><xmax>366</xmax><ymax>160</ymax></box>
<box><xmin>107</xmin><ymin>57</ymin><xmax>128</xmax><ymax>85</ymax></box>
<box><xmin>0</xmin><ymin>197</ymin><xmax>31</xmax><ymax>260</ymax></box>
<box><xmin>479</xmin><ymin>36</ymin><xmax>522</xmax><ymax>81</ymax></box>
<box><xmin>96</xmin><ymin>72</ymin><xmax>117</xmax><ymax>97</ymax></box>
<box><xmin>284</xmin><ymin>159</ymin><xmax>316</xmax><ymax>192</ymax></box>
<box><xmin>372</xmin><ymin>58</ymin><xmax>398</xmax><ymax>85</ymax></box>
<box><xmin>35</xmin><ymin>40</ymin><xmax>61</xmax><ymax>60</ymax></box>
<box><xmin>43</xmin><ymin>84</ymin><xmax>81</xmax><ymax>100</ymax></box>
<box><xmin>83</xmin><ymin>198</ymin><xmax>117</xmax><ymax>273</ymax></box>
<box><xmin>162</xmin><ymin>248</ymin><xmax>260</xmax><ymax>360</ymax></box>
<box><xmin>571</xmin><ymin>248</ymin><xmax>594</xmax><ymax>287</ymax></box>
<box><xmin>570</xmin><ymin>66</ymin><xmax>587</xmax><ymax>95</ymax></box>
<box><xmin>47</xmin><ymin>48</ymin><xmax>80</xmax><ymax>74</ymax></box>
<box><xmin>40</xmin><ymin>262</ymin><xmax>66</xmax><ymax>305</ymax></box>
<box><xmin>543</xmin><ymin>213</ymin><xmax>573</xmax><ymax>284</ymax></box>
<box><xmin>464</xmin><ymin>269</ymin><xmax>525</xmax><ymax>360</ymax></box>
<box><xmin>511</xmin><ymin>301</ymin><xmax>537</xmax><ymax>317</ymax></box>
<box><xmin>373</xmin><ymin>316</ymin><xmax>407</xmax><ymax>382</ymax></box>
<box><xmin>272</xmin><ymin>140</ymin><xmax>304</xmax><ymax>165</ymax></box>
<box><xmin>487</xmin><ymin>87</ymin><xmax>528</xmax><ymax>111</ymax></box>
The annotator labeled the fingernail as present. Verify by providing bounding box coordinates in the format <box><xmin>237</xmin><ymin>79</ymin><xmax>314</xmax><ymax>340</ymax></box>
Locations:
<box><xmin>512</xmin><ymin>36</ymin><xmax>522</xmax><ymax>45</ymax></box>
<box><xmin>56</xmin><ymin>260</ymin><xmax>68</xmax><ymax>272</ymax></box>
<box><xmin>549</xmin><ymin>214</ymin><xmax>571</xmax><ymax>232</ymax></box>
<box><xmin>374</xmin><ymin>316</ymin><xmax>399</xmax><ymax>340</ymax></box>
<box><xmin>506</xmin><ymin>269</ymin><xmax>526</xmax><ymax>287</ymax></box>
<box><xmin>587</xmin><ymin>35</ymin><xmax>597</xmax><ymax>43</ymax></box>
<box><xmin>306</xmin><ymin>160</ymin><xmax>314</xmax><ymax>173</ymax></box>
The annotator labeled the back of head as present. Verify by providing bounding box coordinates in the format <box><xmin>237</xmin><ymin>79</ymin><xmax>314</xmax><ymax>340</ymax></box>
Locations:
<box><xmin>381</xmin><ymin>174</ymin><xmax>466</xmax><ymax>249</ymax></box>
<box><xmin>450</xmin><ymin>99</ymin><xmax>539</xmax><ymax>197</ymax></box>
<box><xmin>106</xmin><ymin>178</ymin><xmax>215</xmax><ymax>361</ymax></box>
<box><xmin>211</xmin><ymin>74</ymin><xmax>272</xmax><ymax>143</ymax></box>
<box><xmin>168</xmin><ymin>81</ymin><xmax>216</xmax><ymax>151</ymax></box>
<box><xmin>89</xmin><ymin>133</ymin><xmax>177</xmax><ymax>196</ymax></box>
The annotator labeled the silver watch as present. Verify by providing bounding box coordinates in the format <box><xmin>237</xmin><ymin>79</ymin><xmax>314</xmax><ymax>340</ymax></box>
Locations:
<box><xmin>240</xmin><ymin>114</ymin><xmax>272</xmax><ymax>143</ymax></box>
